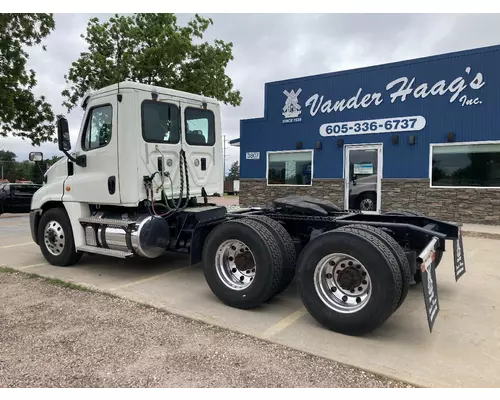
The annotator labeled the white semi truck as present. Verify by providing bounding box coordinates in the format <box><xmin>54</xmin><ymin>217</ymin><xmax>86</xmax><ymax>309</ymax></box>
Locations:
<box><xmin>29</xmin><ymin>81</ymin><xmax>466</xmax><ymax>336</ymax></box>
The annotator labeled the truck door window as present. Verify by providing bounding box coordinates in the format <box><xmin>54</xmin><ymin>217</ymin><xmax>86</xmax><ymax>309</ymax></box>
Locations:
<box><xmin>185</xmin><ymin>107</ymin><xmax>215</xmax><ymax>146</ymax></box>
<box><xmin>141</xmin><ymin>100</ymin><xmax>180</xmax><ymax>144</ymax></box>
<box><xmin>82</xmin><ymin>104</ymin><xmax>113</xmax><ymax>151</ymax></box>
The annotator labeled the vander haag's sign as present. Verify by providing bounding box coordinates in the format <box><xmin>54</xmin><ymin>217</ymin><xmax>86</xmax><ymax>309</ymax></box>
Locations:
<box><xmin>281</xmin><ymin>67</ymin><xmax>486</xmax><ymax>126</ymax></box>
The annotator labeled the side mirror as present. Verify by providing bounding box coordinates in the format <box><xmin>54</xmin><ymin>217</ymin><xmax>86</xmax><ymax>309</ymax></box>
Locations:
<box><xmin>56</xmin><ymin>115</ymin><xmax>86</xmax><ymax>168</ymax></box>
<box><xmin>57</xmin><ymin>116</ymin><xmax>71</xmax><ymax>152</ymax></box>
<box><xmin>29</xmin><ymin>152</ymin><xmax>44</xmax><ymax>162</ymax></box>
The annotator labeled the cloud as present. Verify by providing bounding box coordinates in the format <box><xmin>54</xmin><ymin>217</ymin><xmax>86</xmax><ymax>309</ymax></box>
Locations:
<box><xmin>3</xmin><ymin>13</ymin><xmax>500</xmax><ymax>175</ymax></box>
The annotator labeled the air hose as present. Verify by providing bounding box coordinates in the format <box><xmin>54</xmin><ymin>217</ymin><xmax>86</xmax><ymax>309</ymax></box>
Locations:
<box><xmin>150</xmin><ymin>149</ymin><xmax>190</xmax><ymax>217</ymax></box>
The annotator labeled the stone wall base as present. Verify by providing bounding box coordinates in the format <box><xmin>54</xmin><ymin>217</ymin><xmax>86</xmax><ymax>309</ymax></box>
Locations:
<box><xmin>240</xmin><ymin>179</ymin><xmax>344</xmax><ymax>209</ymax></box>
<box><xmin>240</xmin><ymin>178</ymin><xmax>500</xmax><ymax>225</ymax></box>
<box><xmin>381</xmin><ymin>179</ymin><xmax>500</xmax><ymax>224</ymax></box>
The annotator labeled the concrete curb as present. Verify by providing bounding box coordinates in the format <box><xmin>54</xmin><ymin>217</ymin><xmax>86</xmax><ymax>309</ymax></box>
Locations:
<box><xmin>462</xmin><ymin>230</ymin><xmax>500</xmax><ymax>241</ymax></box>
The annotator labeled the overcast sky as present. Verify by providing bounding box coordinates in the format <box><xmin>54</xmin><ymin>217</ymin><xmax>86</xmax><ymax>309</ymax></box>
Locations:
<box><xmin>3</xmin><ymin>13</ymin><xmax>500</xmax><ymax>172</ymax></box>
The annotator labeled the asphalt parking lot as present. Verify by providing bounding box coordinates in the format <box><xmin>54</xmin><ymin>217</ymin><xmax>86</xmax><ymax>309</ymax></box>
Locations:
<box><xmin>1</xmin><ymin>211</ymin><xmax>500</xmax><ymax>388</ymax></box>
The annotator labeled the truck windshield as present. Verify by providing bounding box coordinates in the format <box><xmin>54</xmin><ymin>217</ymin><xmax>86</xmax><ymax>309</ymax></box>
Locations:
<box><xmin>141</xmin><ymin>100</ymin><xmax>180</xmax><ymax>144</ymax></box>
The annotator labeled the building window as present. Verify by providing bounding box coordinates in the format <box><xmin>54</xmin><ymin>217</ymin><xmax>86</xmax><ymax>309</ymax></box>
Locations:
<box><xmin>430</xmin><ymin>142</ymin><xmax>500</xmax><ymax>188</ymax></box>
<box><xmin>82</xmin><ymin>104</ymin><xmax>113</xmax><ymax>151</ymax></box>
<box><xmin>185</xmin><ymin>107</ymin><xmax>215</xmax><ymax>146</ymax></box>
<box><xmin>267</xmin><ymin>150</ymin><xmax>313</xmax><ymax>186</ymax></box>
<box><xmin>142</xmin><ymin>100</ymin><xmax>180</xmax><ymax>144</ymax></box>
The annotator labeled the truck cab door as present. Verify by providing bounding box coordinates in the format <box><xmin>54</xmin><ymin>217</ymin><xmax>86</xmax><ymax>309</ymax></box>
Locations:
<box><xmin>63</xmin><ymin>95</ymin><xmax>120</xmax><ymax>205</ymax></box>
<box><xmin>182</xmin><ymin>104</ymin><xmax>223</xmax><ymax>196</ymax></box>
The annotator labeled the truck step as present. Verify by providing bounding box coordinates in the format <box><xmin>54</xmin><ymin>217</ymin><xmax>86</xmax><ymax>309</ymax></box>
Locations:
<box><xmin>77</xmin><ymin>245</ymin><xmax>133</xmax><ymax>258</ymax></box>
<box><xmin>79</xmin><ymin>216</ymin><xmax>136</xmax><ymax>227</ymax></box>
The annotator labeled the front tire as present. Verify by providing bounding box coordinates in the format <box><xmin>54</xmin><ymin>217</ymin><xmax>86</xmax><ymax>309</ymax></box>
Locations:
<box><xmin>296</xmin><ymin>229</ymin><xmax>402</xmax><ymax>336</ymax></box>
<box><xmin>38</xmin><ymin>207</ymin><xmax>82</xmax><ymax>266</ymax></box>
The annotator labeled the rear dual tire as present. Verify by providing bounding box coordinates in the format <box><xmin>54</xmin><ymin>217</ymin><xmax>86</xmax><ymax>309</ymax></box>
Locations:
<box><xmin>202</xmin><ymin>217</ymin><xmax>288</xmax><ymax>309</ymax></box>
<box><xmin>246</xmin><ymin>215</ymin><xmax>297</xmax><ymax>296</ymax></box>
<box><xmin>203</xmin><ymin>218</ymin><xmax>409</xmax><ymax>335</ymax></box>
<box><xmin>296</xmin><ymin>227</ymin><xmax>404</xmax><ymax>336</ymax></box>
<box><xmin>336</xmin><ymin>224</ymin><xmax>412</xmax><ymax>310</ymax></box>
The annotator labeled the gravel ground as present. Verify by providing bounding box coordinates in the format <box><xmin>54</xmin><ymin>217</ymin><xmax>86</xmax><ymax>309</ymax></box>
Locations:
<box><xmin>0</xmin><ymin>270</ymin><xmax>414</xmax><ymax>388</ymax></box>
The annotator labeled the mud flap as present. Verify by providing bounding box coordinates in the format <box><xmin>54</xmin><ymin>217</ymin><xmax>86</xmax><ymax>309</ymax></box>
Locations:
<box><xmin>453</xmin><ymin>227</ymin><xmax>466</xmax><ymax>281</ymax></box>
<box><xmin>418</xmin><ymin>229</ymin><xmax>466</xmax><ymax>333</ymax></box>
<box><xmin>418</xmin><ymin>237</ymin><xmax>440</xmax><ymax>333</ymax></box>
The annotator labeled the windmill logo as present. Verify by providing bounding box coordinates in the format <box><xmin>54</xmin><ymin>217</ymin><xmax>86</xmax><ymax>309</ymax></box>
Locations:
<box><xmin>282</xmin><ymin>89</ymin><xmax>302</xmax><ymax>119</ymax></box>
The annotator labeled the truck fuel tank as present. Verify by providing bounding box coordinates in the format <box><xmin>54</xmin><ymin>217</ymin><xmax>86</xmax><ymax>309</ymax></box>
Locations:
<box><xmin>82</xmin><ymin>214</ymin><xmax>170</xmax><ymax>259</ymax></box>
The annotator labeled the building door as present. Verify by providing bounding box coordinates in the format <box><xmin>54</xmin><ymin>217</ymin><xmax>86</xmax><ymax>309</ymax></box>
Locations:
<box><xmin>344</xmin><ymin>144</ymin><xmax>383</xmax><ymax>213</ymax></box>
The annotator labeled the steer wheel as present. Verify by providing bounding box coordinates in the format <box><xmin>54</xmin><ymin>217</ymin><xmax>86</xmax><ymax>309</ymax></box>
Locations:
<box><xmin>37</xmin><ymin>207</ymin><xmax>82</xmax><ymax>267</ymax></box>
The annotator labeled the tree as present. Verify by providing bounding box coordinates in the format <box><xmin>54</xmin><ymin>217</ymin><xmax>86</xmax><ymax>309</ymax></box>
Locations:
<box><xmin>0</xmin><ymin>150</ymin><xmax>17</xmax><ymax>181</ymax></box>
<box><xmin>62</xmin><ymin>13</ymin><xmax>242</xmax><ymax>112</ymax></box>
<box><xmin>0</xmin><ymin>149</ymin><xmax>48</xmax><ymax>183</ymax></box>
<box><xmin>30</xmin><ymin>160</ymin><xmax>46</xmax><ymax>184</ymax></box>
<box><xmin>15</xmin><ymin>160</ymin><xmax>33</xmax><ymax>181</ymax></box>
<box><xmin>227</xmin><ymin>160</ymin><xmax>239</xmax><ymax>180</ymax></box>
<box><xmin>48</xmin><ymin>155</ymin><xmax>63</xmax><ymax>166</ymax></box>
<box><xmin>0</xmin><ymin>14</ymin><xmax>56</xmax><ymax>145</ymax></box>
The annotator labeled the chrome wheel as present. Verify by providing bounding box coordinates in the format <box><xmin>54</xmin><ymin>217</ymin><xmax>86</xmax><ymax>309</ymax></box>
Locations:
<box><xmin>314</xmin><ymin>253</ymin><xmax>371</xmax><ymax>313</ymax></box>
<box><xmin>44</xmin><ymin>220</ymin><xmax>66</xmax><ymax>256</ymax></box>
<box><xmin>215</xmin><ymin>239</ymin><xmax>256</xmax><ymax>291</ymax></box>
<box><xmin>360</xmin><ymin>198</ymin><xmax>375</xmax><ymax>211</ymax></box>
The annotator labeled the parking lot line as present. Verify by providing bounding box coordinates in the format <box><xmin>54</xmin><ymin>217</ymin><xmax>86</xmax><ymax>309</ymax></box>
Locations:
<box><xmin>0</xmin><ymin>242</ymin><xmax>35</xmax><ymax>249</ymax></box>
<box><xmin>108</xmin><ymin>266</ymin><xmax>194</xmax><ymax>291</ymax></box>
<box><xmin>261</xmin><ymin>306</ymin><xmax>308</xmax><ymax>339</ymax></box>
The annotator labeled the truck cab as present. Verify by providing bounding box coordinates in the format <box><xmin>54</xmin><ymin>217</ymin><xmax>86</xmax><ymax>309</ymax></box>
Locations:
<box><xmin>30</xmin><ymin>81</ymin><xmax>223</xmax><ymax>264</ymax></box>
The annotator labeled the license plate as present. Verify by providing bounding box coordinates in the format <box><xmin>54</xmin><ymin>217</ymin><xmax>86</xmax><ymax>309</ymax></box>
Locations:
<box><xmin>453</xmin><ymin>227</ymin><xmax>466</xmax><ymax>281</ymax></box>
<box><xmin>418</xmin><ymin>237</ymin><xmax>440</xmax><ymax>333</ymax></box>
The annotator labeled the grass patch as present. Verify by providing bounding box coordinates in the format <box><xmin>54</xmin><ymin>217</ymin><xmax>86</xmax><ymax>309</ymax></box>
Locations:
<box><xmin>0</xmin><ymin>265</ymin><xmax>110</xmax><ymax>296</ymax></box>
<box><xmin>0</xmin><ymin>265</ymin><xmax>222</xmax><ymax>327</ymax></box>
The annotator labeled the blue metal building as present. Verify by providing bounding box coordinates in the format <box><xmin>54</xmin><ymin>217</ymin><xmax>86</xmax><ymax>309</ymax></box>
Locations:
<box><xmin>237</xmin><ymin>45</ymin><xmax>500</xmax><ymax>224</ymax></box>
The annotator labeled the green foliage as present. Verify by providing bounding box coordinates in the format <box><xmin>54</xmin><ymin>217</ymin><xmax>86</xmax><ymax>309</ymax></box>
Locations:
<box><xmin>227</xmin><ymin>160</ymin><xmax>239</xmax><ymax>180</ymax></box>
<box><xmin>62</xmin><ymin>13</ymin><xmax>242</xmax><ymax>112</ymax></box>
<box><xmin>0</xmin><ymin>149</ymin><xmax>47</xmax><ymax>183</ymax></box>
<box><xmin>48</xmin><ymin>155</ymin><xmax>63</xmax><ymax>166</ymax></box>
<box><xmin>0</xmin><ymin>150</ymin><xmax>16</xmax><ymax>163</ymax></box>
<box><xmin>0</xmin><ymin>150</ymin><xmax>17</xmax><ymax>181</ymax></box>
<box><xmin>0</xmin><ymin>14</ymin><xmax>56</xmax><ymax>145</ymax></box>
